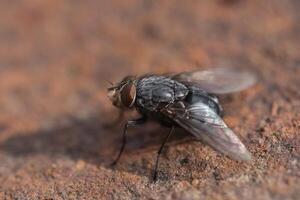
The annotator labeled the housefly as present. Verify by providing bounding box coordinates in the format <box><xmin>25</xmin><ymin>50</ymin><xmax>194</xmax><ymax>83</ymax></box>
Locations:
<box><xmin>107</xmin><ymin>68</ymin><xmax>256</xmax><ymax>182</ymax></box>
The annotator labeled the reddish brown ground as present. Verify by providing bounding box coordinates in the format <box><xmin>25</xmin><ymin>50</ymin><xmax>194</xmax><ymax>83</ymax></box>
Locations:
<box><xmin>0</xmin><ymin>0</ymin><xmax>299</xmax><ymax>199</ymax></box>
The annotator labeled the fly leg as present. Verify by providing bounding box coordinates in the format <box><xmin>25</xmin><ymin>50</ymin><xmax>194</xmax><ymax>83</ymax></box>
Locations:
<box><xmin>153</xmin><ymin>126</ymin><xmax>175</xmax><ymax>182</ymax></box>
<box><xmin>111</xmin><ymin>116</ymin><xmax>147</xmax><ymax>166</ymax></box>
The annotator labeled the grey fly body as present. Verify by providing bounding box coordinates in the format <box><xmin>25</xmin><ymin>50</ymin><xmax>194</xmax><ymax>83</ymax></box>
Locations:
<box><xmin>107</xmin><ymin>68</ymin><xmax>256</xmax><ymax>182</ymax></box>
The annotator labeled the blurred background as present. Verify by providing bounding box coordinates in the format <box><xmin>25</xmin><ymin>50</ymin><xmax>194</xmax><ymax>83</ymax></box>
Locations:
<box><xmin>0</xmin><ymin>0</ymin><xmax>299</xmax><ymax>199</ymax></box>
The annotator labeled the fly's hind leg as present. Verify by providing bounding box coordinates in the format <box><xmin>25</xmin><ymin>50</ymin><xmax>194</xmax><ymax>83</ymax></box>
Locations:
<box><xmin>110</xmin><ymin>116</ymin><xmax>147</xmax><ymax>166</ymax></box>
<box><xmin>153</xmin><ymin>126</ymin><xmax>175</xmax><ymax>182</ymax></box>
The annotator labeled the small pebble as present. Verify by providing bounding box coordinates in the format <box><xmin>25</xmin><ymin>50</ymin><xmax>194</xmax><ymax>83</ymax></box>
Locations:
<box><xmin>76</xmin><ymin>160</ymin><xmax>86</xmax><ymax>170</ymax></box>
<box><xmin>192</xmin><ymin>179</ymin><xmax>199</xmax><ymax>186</ymax></box>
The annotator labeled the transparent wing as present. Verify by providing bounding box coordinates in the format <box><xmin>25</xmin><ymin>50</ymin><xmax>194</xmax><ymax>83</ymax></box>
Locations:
<box><xmin>173</xmin><ymin>68</ymin><xmax>257</xmax><ymax>94</ymax></box>
<box><xmin>165</xmin><ymin>102</ymin><xmax>252</xmax><ymax>161</ymax></box>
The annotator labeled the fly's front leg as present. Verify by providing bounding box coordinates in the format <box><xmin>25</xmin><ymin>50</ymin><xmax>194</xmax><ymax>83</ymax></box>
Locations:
<box><xmin>111</xmin><ymin>116</ymin><xmax>147</xmax><ymax>166</ymax></box>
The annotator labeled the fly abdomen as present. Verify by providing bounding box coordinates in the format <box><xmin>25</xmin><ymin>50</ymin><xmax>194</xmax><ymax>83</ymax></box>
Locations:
<box><xmin>186</xmin><ymin>86</ymin><xmax>223</xmax><ymax>116</ymax></box>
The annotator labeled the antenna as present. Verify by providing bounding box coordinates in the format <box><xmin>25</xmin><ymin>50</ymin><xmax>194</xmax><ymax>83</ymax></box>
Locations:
<box><xmin>105</xmin><ymin>80</ymin><xmax>114</xmax><ymax>86</ymax></box>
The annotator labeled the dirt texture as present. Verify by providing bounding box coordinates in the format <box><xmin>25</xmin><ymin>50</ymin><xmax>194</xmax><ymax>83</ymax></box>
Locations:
<box><xmin>0</xmin><ymin>0</ymin><xmax>299</xmax><ymax>199</ymax></box>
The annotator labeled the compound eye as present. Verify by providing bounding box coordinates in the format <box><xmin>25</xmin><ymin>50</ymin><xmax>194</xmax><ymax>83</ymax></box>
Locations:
<box><xmin>120</xmin><ymin>83</ymin><xmax>136</xmax><ymax>108</ymax></box>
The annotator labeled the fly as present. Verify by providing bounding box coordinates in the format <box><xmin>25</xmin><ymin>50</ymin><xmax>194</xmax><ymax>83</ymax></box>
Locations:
<box><xmin>107</xmin><ymin>68</ymin><xmax>256</xmax><ymax>182</ymax></box>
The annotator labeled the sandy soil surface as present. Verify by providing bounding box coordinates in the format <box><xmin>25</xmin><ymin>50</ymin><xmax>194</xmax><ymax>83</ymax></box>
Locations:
<box><xmin>0</xmin><ymin>0</ymin><xmax>299</xmax><ymax>199</ymax></box>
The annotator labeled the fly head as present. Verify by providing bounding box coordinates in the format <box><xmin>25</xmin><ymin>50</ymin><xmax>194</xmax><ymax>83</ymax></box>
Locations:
<box><xmin>107</xmin><ymin>76</ymin><xmax>137</xmax><ymax>109</ymax></box>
